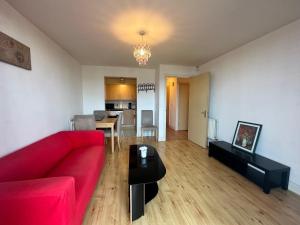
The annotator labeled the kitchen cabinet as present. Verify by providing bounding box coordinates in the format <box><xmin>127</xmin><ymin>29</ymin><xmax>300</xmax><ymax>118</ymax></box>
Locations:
<box><xmin>106</xmin><ymin>84</ymin><xmax>136</xmax><ymax>100</ymax></box>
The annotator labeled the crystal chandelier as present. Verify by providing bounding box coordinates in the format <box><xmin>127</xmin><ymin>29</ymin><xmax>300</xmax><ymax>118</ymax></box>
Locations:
<box><xmin>133</xmin><ymin>31</ymin><xmax>151</xmax><ymax>66</ymax></box>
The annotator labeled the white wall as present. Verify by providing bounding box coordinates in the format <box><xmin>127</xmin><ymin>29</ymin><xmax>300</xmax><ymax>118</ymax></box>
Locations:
<box><xmin>198</xmin><ymin>19</ymin><xmax>300</xmax><ymax>194</ymax></box>
<box><xmin>0</xmin><ymin>0</ymin><xmax>82</xmax><ymax>157</ymax></box>
<box><xmin>81</xmin><ymin>65</ymin><xmax>156</xmax><ymax>136</ymax></box>
<box><xmin>157</xmin><ymin>65</ymin><xmax>197</xmax><ymax>141</ymax></box>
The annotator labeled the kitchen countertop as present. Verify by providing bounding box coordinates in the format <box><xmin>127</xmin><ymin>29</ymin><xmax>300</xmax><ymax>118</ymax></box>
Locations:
<box><xmin>106</xmin><ymin>109</ymin><xmax>136</xmax><ymax>111</ymax></box>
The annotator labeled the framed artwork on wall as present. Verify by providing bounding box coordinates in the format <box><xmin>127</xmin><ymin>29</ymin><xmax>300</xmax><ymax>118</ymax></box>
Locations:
<box><xmin>0</xmin><ymin>31</ymin><xmax>31</xmax><ymax>70</ymax></box>
<box><xmin>232</xmin><ymin>121</ymin><xmax>262</xmax><ymax>154</ymax></box>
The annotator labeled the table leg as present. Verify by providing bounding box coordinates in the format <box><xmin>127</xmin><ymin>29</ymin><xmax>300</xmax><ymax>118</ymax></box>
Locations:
<box><xmin>111</xmin><ymin>126</ymin><xmax>114</xmax><ymax>153</ymax></box>
<box><xmin>281</xmin><ymin>170</ymin><xmax>290</xmax><ymax>190</ymax></box>
<box><xmin>130</xmin><ymin>184</ymin><xmax>145</xmax><ymax>222</ymax></box>
<box><xmin>263</xmin><ymin>172</ymin><xmax>271</xmax><ymax>194</ymax></box>
<box><xmin>141</xmin><ymin>128</ymin><xmax>143</xmax><ymax>141</ymax></box>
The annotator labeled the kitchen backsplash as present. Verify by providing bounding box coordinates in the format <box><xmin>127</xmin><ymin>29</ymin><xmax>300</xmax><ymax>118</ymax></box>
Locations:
<box><xmin>105</xmin><ymin>100</ymin><xmax>136</xmax><ymax>110</ymax></box>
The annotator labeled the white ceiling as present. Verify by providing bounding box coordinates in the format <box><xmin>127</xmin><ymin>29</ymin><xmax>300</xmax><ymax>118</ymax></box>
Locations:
<box><xmin>6</xmin><ymin>0</ymin><xmax>300</xmax><ymax>67</ymax></box>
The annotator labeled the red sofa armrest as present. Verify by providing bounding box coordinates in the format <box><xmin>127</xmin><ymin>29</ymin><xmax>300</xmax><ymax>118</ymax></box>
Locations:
<box><xmin>62</xmin><ymin>131</ymin><xmax>105</xmax><ymax>149</ymax></box>
<box><xmin>0</xmin><ymin>177</ymin><xmax>75</xmax><ymax>225</ymax></box>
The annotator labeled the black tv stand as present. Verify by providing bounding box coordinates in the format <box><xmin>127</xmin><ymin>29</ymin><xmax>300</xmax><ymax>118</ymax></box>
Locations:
<box><xmin>209</xmin><ymin>141</ymin><xmax>290</xmax><ymax>194</ymax></box>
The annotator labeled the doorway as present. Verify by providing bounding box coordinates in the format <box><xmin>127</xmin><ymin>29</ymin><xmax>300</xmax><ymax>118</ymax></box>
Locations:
<box><xmin>104</xmin><ymin>77</ymin><xmax>137</xmax><ymax>137</ymax></box>
<box><xmin>165</xmin><ymin>73</ymin><xmax>210</xmax><ymax>147</ymax></box>
<box><xmin>166</xmin><ymin>77</ymin><xmax>189</xmax><ymax>140</ymax></box>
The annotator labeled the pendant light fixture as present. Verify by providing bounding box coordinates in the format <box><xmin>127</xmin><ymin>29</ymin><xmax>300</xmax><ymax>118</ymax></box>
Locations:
<box><xmin>133</xmin><ymin>31</ymin><xmax>151</xmax><ymax>66</ymax></box>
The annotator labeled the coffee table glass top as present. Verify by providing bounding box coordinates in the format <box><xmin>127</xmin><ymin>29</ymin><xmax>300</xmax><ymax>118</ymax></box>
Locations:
<box><xmin>129</xmin><ymin>145</ymin><xmax>166</xmax><ymax>185</ymax></box>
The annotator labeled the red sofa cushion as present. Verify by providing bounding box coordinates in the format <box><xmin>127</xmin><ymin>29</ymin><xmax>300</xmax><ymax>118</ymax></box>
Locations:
<box><xmin>0</xmin><ymin>130</ymin><xmax>105</xmax><ymax>225</ymax></box>
<box><xmin>0</xmin><ymin>132</ymin><xmax>72</xmax><ymax>182</ymax></box>
<box><xmin>0</xmin><ymin>177</ymin><xmax>75</xmax><ymax>225</ymax></box>
<box><xmin>47</xmin><ymin>145</ymin><xmax>105</xmax><ymax>225</ymax></box>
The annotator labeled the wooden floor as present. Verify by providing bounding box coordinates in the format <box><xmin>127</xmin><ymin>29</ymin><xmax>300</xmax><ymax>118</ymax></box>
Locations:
<box><xmin>166</xmin><ymin>127</ymin><xmax>188</xmax><ymax>141</ymax></box>
<box><xmin>83</xmin><ymin>137</ymin><xmax>300</xmax><ymax>225</ymax></box>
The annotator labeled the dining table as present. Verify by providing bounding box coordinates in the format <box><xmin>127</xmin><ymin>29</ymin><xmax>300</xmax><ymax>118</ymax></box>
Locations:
<box><xmin>96</xmin><ymin>117</ymin><xmax>117</xmax><ymax>153</ymax></box>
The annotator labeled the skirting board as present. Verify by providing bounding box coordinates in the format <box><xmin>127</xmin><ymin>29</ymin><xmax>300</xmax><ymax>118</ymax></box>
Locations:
<box><xmin>289</xmin><ymin>181</ymin><xmax>300</xmax><ymax>195</ymax></box>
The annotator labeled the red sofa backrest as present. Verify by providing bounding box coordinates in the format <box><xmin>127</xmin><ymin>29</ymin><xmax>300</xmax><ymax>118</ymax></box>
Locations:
<box><xmin>0</xmin><ymin>132</ymin><xmax>72</xmax><ymax>182</ymax></box>
<box><xmin>61</xmin><ymin>131</ymin><xmax>105</xmax><ymax>149</ymax></box>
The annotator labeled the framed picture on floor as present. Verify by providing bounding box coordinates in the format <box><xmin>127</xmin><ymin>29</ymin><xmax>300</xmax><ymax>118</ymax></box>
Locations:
<box><xmin>232</xmin><ymin>121</ymin><xmax>262</xmax><ymax>154</ymax></box>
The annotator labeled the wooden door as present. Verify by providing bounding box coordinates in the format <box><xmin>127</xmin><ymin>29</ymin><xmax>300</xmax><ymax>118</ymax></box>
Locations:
<box><xmin>188</xmin><ymin>72</ymin><xmax>210</xmax><ymax>147</ymax></box>
<box><xmin>166</xmin><ymin>84</ymin><xmax>170</xmax><ymax>127</ymax></box>
<box><xmin>178</xmin><ymin>83</ymin><xmax>189</xmax><ymax>130</ymax></box>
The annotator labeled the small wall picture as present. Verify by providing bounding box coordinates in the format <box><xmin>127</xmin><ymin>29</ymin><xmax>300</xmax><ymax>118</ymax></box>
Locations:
<box><xmin>232</xmin><ymin>121</ymin><xmax>262</xmax><ymax>154</ymax></box>
<box><xmin>0</xmin><ymin>32</ymin><xmax>31</xmax><ymax>70</ymax></box>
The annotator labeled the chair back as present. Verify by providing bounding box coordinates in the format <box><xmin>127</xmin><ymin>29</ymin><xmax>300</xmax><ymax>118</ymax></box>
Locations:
<box><xmin>141</xmin><ymin>110</ymin><xmax>153</xmax><ymax>126</ymax></box>
<box><xmin>122</xmin><ymin>109</ymin><xmax>135</xmax><ymax>125</ymax></box>
<box><xmin>74</xmin><ymin>115</ymin><xmax>96</xmax><ymax>130</ymax></box>
<box><xmin>93</xmin><ymin>110</ymin><xmax>108</xmax><ymax>121</ymax></box>
<box><xmin>116</xmin><ymin>112</ymin><xmax>123</xmax><ymax>135</ymax></box>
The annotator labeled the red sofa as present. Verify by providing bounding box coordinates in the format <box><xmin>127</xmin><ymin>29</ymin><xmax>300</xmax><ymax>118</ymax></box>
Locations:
<box><xmin>0</xmin><ymin>131</ymin><xmax>105</xmax><ymax>225</ymax></box>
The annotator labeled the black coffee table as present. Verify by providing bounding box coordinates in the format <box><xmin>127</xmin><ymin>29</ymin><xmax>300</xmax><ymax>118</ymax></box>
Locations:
<box><xmin>128</xmin><ymin>145</ymin><xmax>166</xmax><ymax>222</ymax></box>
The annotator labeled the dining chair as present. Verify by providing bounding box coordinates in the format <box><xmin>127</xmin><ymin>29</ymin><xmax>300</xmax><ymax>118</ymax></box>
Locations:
<box><xmin>121</xmin><ymin>109</ymin><xmax>136</xmax><ymax>136</ymax></box>
<box><xmin>93</xmin><ymin>110</ymin><xmax>108</xmax><ymax>121</ymax></box>
<box><xmin>141</xmin><ymin>110</ymin><xmax>158</xmax><ymax>141</ymax></box>
<box><xmin>94</xmin><ymin>110</ymin><xmax>110</xmax><ymax>138</ymax></box>
<box><xmin>104</xmin><ymin>112</ymin><xmax>122</xmax><ymax>150</ymax></box>
<box><xmin>73</xmin><ymin>115</ymin><xmax>96</xmax><ymax>130</ymax></box>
